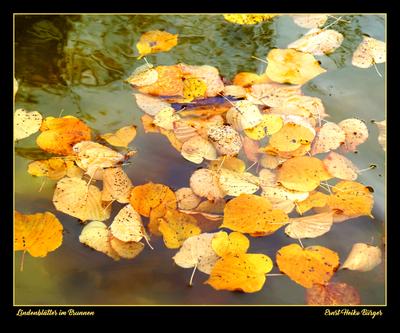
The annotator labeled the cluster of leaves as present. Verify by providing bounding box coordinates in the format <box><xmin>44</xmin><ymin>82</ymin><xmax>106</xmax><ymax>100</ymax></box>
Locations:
<box><xmin>14</xmin><ymin>14</ymin><xmax>386</xmax><ymax>305</ymax></box>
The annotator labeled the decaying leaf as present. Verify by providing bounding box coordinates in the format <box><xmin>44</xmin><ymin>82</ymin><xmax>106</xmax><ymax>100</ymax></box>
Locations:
<box><xmin>311</xmin><ymin>122</ymin><xmax>346</xmax><ymax>155</ymax></box>
<box><xmin>182</xmin><ymin>76</ymin><xmax>207</xmax><ymax>102</ymax></box>
<box><xmin>244</xmin><ymin>114</ymin><xmax>283</xmax><ymax>140</ymax></box>
<box><xmin>102</xmin><ymin>167</ymin><xmax>132</xmax><ymax>203</ymax></box>
<box><xmin>206</xmin><ymin>253</ymin><xmax>273</xmax><ymax>292</ymax></box>
<box><xmin>208</xmin><ymin>125</ymin><xmax>243</xmax><ymax>156</ymax></box>
<box><xmin>285</xmin><ymin>212</ymin><xmax>334</xmax><ymax>239</ymax></box>
<box><xmin>247</xmin><ymin>83</ymin><xmax>302</xmax><ymax>107</ymax></box>
<box><xmin>269</xmin><ymin>122</ymin><xmax>315</xmax><ymax>152</ymax></box>
<box><xmin>110</xmin><ymin>237</ymin><xmax>144</xmax><ymax>259</ymax></box>
<box><xmin>259</xmin><ymin>154</ymin><xmax>286</xmax><ymax>170</ymax></box>
<box><xmin>212</xmin><ymin>231</ymin><xmax>249</xmax><ymax>257</ymax></box>
<box><xmin>153</xmin><ymin>107</ymin><xmax>180</xmax><ymax>130</ymax></box>
<box><xmin>53</xmin><ymin>177</ymin><xmax>111</xmax><ymax>222</ymax></box>
<box><xmin>173</xmin><ymin>120</ymin><xmax>198</xmax><ymax>142</ymax></box>
<box><xmin>306</xmin><ymin>282</ymin><xmax>361</xmax><ymax>305</ymax></box>
<box><xmin>225</xmin><ymin>100</ymin><xmax>263</xmax><ymax>131</ymax></box>
<box><xmin>276</xmin><ymin>243</ymin><xmax>340</xmax><ymax>288</ymax></box>
<box><xmin>126</xmin><ymin>63</ymin><xmax>159</xmax><ymax>87</ymax></box>
<box><xmin>223</xmin><ymin>85</ymin><xmax>247</xmax><ymax>98</ymax></box>
<box><xmin>338</xmin><ymin>118</ymin><xmax>369</xmax><ymax>152</ymax></box>
<box><xmin>14</xmin><ymin>109</ymin><xmax>43</xmax><ymax>141</ymax></box>
<box><xmin>101</xmin><ymin>125</ymin><xmax>137</xmax><ymax>148</ymax></box>
<box><xmin>291</xmin><ymin>14</ymin><xmax>328</xmax><ymax>29</ymax></box>
<box><xmin>342</xmin><ymin>243</ymin><xmax>382</xmax><ymax>272</ymax></box>
<box><xmin>190</xmin><ymin>168</ymin><xmax>226</xmax><ymax>200</ymax></box>
<box><xmin>222</xmin><ymin>194</ymin><xmax>289</xmax><ymax>235</ymax></box>
<box><xmin>323</xmin><ymin>152</ymin><xmax>359</xmax><ymax>181</ymax></box>
<box><xmin>110</xmin><ymin>204</ymin><xmax>145</xmax><ymax>243</ymax></box>
<box><xmin>136</xmin><ymin>30</ymin><xmax>178</xmax><ymax>58</ymax></box>
<box><xmin>272</xmin><ymin>95</ymin><xmax>328</xmax><ymax>119</ymax></box>
<box><xmin>265</xmin><ymin>48</ymin><xmax>326</xmax><ymax>85</ymax></box>
<box><xmin>14</xmin><ymin>211</ymin><xmax>63</xmax><ymax>257</ymax></box>
<box><xmin>175</xmin><ymin>187</ymin><xmax>201</xmax><ymax>210</ymax></box>
<box><xmin>352</xmin><ymin>36</ymin><xmax>386</xmax><ymax>68</ymax></box>
<box><xmin>209</xmin><ymin>156</ymin><xmax>246</xmax><ymax>173</ymax></box>
<box><xmin>242</xmin><ymin>136</ymin><xmax>260</xmax><ymax>162</ymax></box>
<box><xmin>217</xmin><ymin>168</ymin><xmax>260</xmax><ymax>197</ymax></box>
<box><xmin>181</xmin><ymin>135</ymin><xmax>217</xmax><ymax>164</ymax></box>
<box><xmin>134</xmin><ymin>93</ymin><xmax>172</xmax><ymax>116</ymax></box>
<box><xmin>37</xmin><ymin>116</ymin><xmax>91</xmax><ymax>156</ymax></box>
<box><xmin>374</xmin><ymin>120</ymin><xmax>386</xmax><ymax>152</ymax></box>
<box><xmin>173</xmin><ymin>232</ymin><xmax>220</xmax><ymax>274</ymax></box>
<box><xmin>28</xmin><ymin>157</ymin><xmax>70</xmax><ymax>180</ymax></box>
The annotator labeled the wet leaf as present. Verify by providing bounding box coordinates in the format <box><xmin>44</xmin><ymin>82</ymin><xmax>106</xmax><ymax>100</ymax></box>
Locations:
<box><xmin>153</xmin><ymin>107</ymin><xmax>180</xmax><ymax>130</ymax></box>
<box><xmin>181</xmin><ymin>135</ymin><xmax>217</xmax><ymax>164</ymax></box>
<box><xmin>217</xmin><ymin>168</ymin><xmax>260</xmax><ymax>197</ymax></box>
<box><xmin>374</xmin><ymin>120</ymin><xmax>386</xmax><ymax>152</ymax></box>
<box><xmin>101</xmin><ymin>125</ymin><xmax>137</xmax><ymax>148</ymax></box>
<box><xmin>14</xmin><ymin>109</ymin><xmax>43</xmax><ymax>141</ymax></box>
<box><xmin>342</xmin><ymin>243</ymin><xmax>382</xmax><ymax>272</ymax></box>
<box><xmin>269</xmin><ymin>122</ymin><xmax>315</xmax><ymax>152</ymax></box>
<box><xmin>110</xmin><ymin>204</ymin><xmax>145</xmax><ymax>242</ymax></box>
<box><xmin>323</xmin><ymin>152</ymin><xmax>359</xmax><ymax>181</ymax></box>
<box><xmin>182</xmin><ymin>76</ymin><xmax>207</xmax><ymax>102</ymax></box>
<box><xmin>311</xmin><ymin>122</ymin><xmax>346</xmax><ymax>155</ymax></box>
<box><xmin>209</xmin><ymin>156</ymin><xmax>246</xmax><ymax>173</ymax></box>
<box><xmin>212</xmin><ymin>231</ymin><xmax>249</xmax><ymax>256</ymax></box>
<box><xmin>244</xmin><ymin>114</ymin><xmax>283</xmax><ymax>140</ymax></box>
<box><xmin>136</xmin><ymin>30</ymin><xmax>178</xmax><ymax>58</ymax></box>
<box><xmin>296</xmin><ymin>191</ymin><xmax>329</xmax><ymax>215</ymax></box>
<box><xmin>242</xmin><ymin>136</ymin><xmax>260</xmax><ymax>162</ymax></box>
<box><xmin>247</xmin><ymin>83</ymin><xmax>302</xmax><ymax>107</ymax></box>
<box><xmin>285</xmin><ymin>212</ymin><xmax>334</xmax><ymax>239</ymax></box>
<box><xmin>175</xmin><ymin>187</ymin><xmax>201</xmax><ymax>210</ymax></box>
<box><xmin>28</xmin><ymin>157</ymin><xmax>69</xmax><ymax>180</ymax></box>
<box><xmin>306</xmin><ymin>282</ymin><xmax>361</xmax><ymax>305</ymax></box>
<box><xmin>102</xmin><ymin>167</ymin><xmax>132</xmax><ymax>203</ymax></box>
<box><xmin>190</xmin><ymin>168</ymin><xmax>226</xmax><ymax>200</ymax></box>
<box><xmin>138</xmin><ymin>65</ymin><xmax>184</xmax><ymax>97</ymax></box>
<box><xmin>233</xmin><ymin>72</ymin><xmax>271</xmax><ymax>87</ymax></box>
<box><xmin>271</xmin><ymin>95</ymin><xmax>328</xmax><ymax>119</ymax></box>
<box><xmin>338</xmin><ymin>118</ymin><xmax>369</xmax><ymax>152</ymax></box>
<box><xmin>208</xmin><ymin>124</ymin><xmax>242</xmax><ymax>156</ymax></box>
<box><xmin>110</xmin><ymin>237</ymin><xmax>144</xmax><ymax>259</ymax></box>
<box><xmin>126</xmin><ymin>63</ymin><xmax>158</xmax><ymax>86</ymax></box>
<box><xmin>223</xmin><ymin>14</ymin><xmax>277</xmax><ymax>25</ymax></box>
<box><xmin>225</xmin><ymin>100</ymin><xmax>263</xmax><ymax>131</ymax></box>
<box><xmin>291</xmin><ymin>14</ymin><xmax>328</xmax><ymax>28</ymax></box>
<box><xmin>352</xmin><ymin>36</ymin><xmax>386</xmax><ymax>68</ymax></box>
<box><xmin>134</xmin><ymin>93</ymin><xmax>172</xmax><ymax>116</ymax></box>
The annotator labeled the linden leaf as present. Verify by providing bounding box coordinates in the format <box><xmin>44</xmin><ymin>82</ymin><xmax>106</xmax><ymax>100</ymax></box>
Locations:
<box><xmin>352</xmin><ymin>36</ymin><xmax>386</xmax><ymax>68</ymax></box>
<box><xmin>265</xmin><ymin>48</ymin><xmax>326</xmax><ymax>85</ymax></box>
<box><xmin>306</xmin><ymin>282</ymin><xmax>361</xmax><ymax>305</ymax></box>
<box><xmin>233</xmin><ymin>72</ymin><xmax>271</xmax><ymax>87</ymax></box>
<box><xmin>285</xmin><ymin>212</ymin><xmax>334</xmax><ymax>239</ymax></box>
<box><xmin>28</xmin><ymin>157</ymin><xmax>68</xmax><ymax>180</ymax></box>
<box><xmin>175</xmin><ymin>187</ymin><xmax>201</xmax><ymax>210</ymax></box>
<box><xmin>341</xmin><ymin>243</ymin><xmax>382</xmax><ymax>272</ymax></box>
<box><xmin>296</xmin><ymin>191</ymin><xmax>329</xmax><ymax>215</ymax></box>
<box><xmin>271</xmin><ymin>95</ymin><xmax>328</xmax><ymax>119</ymax></box>
<box><xmin>110</xmin><ymin>236</ymin><xmax>144</xmax><ymax>259</ymax></box>
<box><xmin>14</xmin><ymin>109</ymin><xmax>43</xmax><ymax>141</ymax></box>
<box><xmin>276</xmin><ymin>244</ymin><xmax>340</xmax><ymax>288</ymax></box>
<box><xmin>179</xmin><ymin>199</ymin><xmax>225</xmax><ymax>222</ymax></box>
<box><xmin>291</xmin><ymin>14</ymin><xmax>328</xmax><ymax>29</ymax></box>
<box><xmin>136</xmin><ymin>30</ymin><xmax>178</xmax><ymax>58</ymax></box>
<box><xmin>223</xmin><ymin>85</ymin><xmax>247</xmax><ymax>99</ymax></box>
<box><xmin>101</xmin><ymin>125</ymin><xmax>137</xmax><ymax>148</ymax></box>
<box><xmin>205</xmin><ymin>253</ymin><xmax>273</xmax><ymax>293</ymax></box>
<box><xmin>209</xmin><ymin>156</ymin><xmax>246</xmax><ymax>173</ymax></box>
<box><xmin>222</xmin><ymin>194</ymin><xmax>289</xmax><ymax>235</ymax></box>
<box><xmin>110</xmin><ymin>204</ymin><xmax>145</xmax><ymax>243</ymax></box>
<box><xmin>138</xmin><ymin>65</ymin><xmax>184</xmax><ymax>97</ymax></box>
<box><xmin>225</xmin><ymin>100</ymin><xmax>263</xmax><ymax>131</ymax></box>
<box><xmin>328</xmin><ymin>181</ymin><xmax>374</xmax><ymax>217</ymax></box>
<box><xmin>102</xmin><ymin>167</ymin><xmax>133</xmax><ymax>203</ymax></box>
<box><xmin>14</xmin><ymin>211</ymin><xmax>63</xmax><ymax>257</ymax></box>
<box><xmin>212</xmin><ymin>231</ymin><xmax>249</xmax><ymax>257</ymax></box>
<box><xmin>79</xmin><ymin>221</ymin><xmax>120</xmax><ymax>260</ymax></box>
<box><xmin>244</xmin><ymin>114</ymin><xmax>283</xmax><ymax>140</ymax></box>
<box><xmin>182</xmin><ymin>76</ymin><xmax>207</xmax><ymax>102</ymax></box>
<box><xmin>181</xmin><ymin>135</ymin><xmax>217</xmax><ymax>164</ymax></box>
<box><xmin>126</xmin><ymin>63</ymin><xmax>158</xmax><ymax>87</ymax></box>
<box><xmin>323</xmin><ymin>152</ymin><xmax>359</xmax><ymax>181</ymax></box>
<box><xmin>338</xmin><ymin>118</ymin><xmax>369</xmax><ymax>152</ymax></box>
<box><xmin>172</xmin><ymin>232</ymin><xmax>220</xmax><ymax>274</ymax></box>
<box><xmin>247</xmin><ymin>83</ymin><xmax>302</xmax><ymax>107</ymax></box>
<box><xmin>277</xmin><ymin>156</ymin><xmax>332</xmax><ymax>192</ymax></box>
<box><xmin>158</xmin><ymin>209</ymin><xmax>201</xmax><ymax>249</ymax></box>
<box><xmin>242</xmin><ymin>136</ymin><xmax>260</xmax><ymax>162</ymax></box>
<box><xmin>36</xmin><ymin>116</ymin><xmax>91</xmax><ymax>156</ymax></box>
<box><xmin>153</xmin><ymin>107</ymin><xmax>180</xmax><ymax>130</ymax></box>
<box><xmin>311</xmin><ymin>122</ymin><xmax>346</xmax><ymax>155</ymax></box>
<box><xmin>159</xmin><ymin>127</ymin><xmax>183</xmax><ymax>152</ymax></box>
<box><xmin>259</xmin><ymin>154</ymin><xmax>287</xmax><ymax>170</ymax></box>
<box><xmin>217</xmin><ymin>168</ymin><xmax>260</xmax><ymax>197</ymax></box>
<box><xmin>269</xmin><ymin>123</ymin><xmax>315</xmax><ymax>152</ymax></box>
<box><xmin>141</xmin><ymin>114</ymin><xmax>160</xmax><ymax>133</ymax></box>
<box><xmin>288</xmin><ymin>28</ymin><xmax>344</xmax><ymax>55</ymax></box>
<box><xmin>53</xmin><ymin>177</ymin><xmax>111</xmax><ymax>222</ymax></box>
<box><xmin>134</xmin><ymin>93</ymin><xmax>172</xmax><ymax>116</ymax></box>
<box><xmin>190</xmin><ymin>169</ymin><xmax>226</xmax><ymax>200</ymax></box>
<box><xmin>374</xmin><ymin>120</ymin><xmax>386</xmax><ymax>152</ymax></box>
<box><xmin>207</xmin><ymin>124</ymin><xmax>242</xmax><ymax>156</ymax></box>
<box><xmin>223</xmin><ymin>14</ymin><xmax>278</xmax><ymax>25</ymax></box>
<box><xmin>173</xmin><ymin>120</ymin><xmax>198</xmax><ymax>142</ymax></box>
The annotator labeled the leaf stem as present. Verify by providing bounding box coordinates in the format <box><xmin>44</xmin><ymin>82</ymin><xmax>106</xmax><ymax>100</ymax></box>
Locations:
<box><xmin>189</xmin><ymin>263</ymin><xmax>198</xmax><ymax>287</ymax></box>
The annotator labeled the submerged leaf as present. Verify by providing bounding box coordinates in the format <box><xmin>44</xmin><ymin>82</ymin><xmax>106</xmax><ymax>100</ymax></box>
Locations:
<box><xmin>306</xmin><ymin>282</ymin><xmax>361</xmax><ymax>305</ymax></box>
<box><xmin>101</xmin><ymin>125</ymin><xmax>137</xmax><ymax>148</ymax></box>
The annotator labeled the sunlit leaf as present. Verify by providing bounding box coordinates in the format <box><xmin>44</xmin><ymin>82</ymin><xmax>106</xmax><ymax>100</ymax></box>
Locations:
<box><xmin>285</xmin><ymin>212</ymin><xmax>333</xmax><ymax>239</ymax></box>
<box><xmin>352</xmin><ymin>36</ymin><xmax>386</xmax><ymax>68</ymax></box>
<box><xmin>212</xmin><ymin>231</ymin><xmax>249</xmax><ymax>257</ymax></box>
<box><xmin>101</xmin><ymin>125</ymin><xmax>137</xmax><ymax>148</ymax></box>
<box><xmin>323</xmin><ymin>152</ymin><xmax>359</xmax><ymax>181</ymax></box>
<box><xmin>14</xmin><ymin>109</ymin><xmax>43</xmax><ymax>141</ymax></box>
<box><xmin>136</xmin><ymin>30</ymin><xmax>178</xmax><ymax>58</ymax></box>
<box><xmin>342</xmin><ymin>243</ymin><xmax>382</xmax><ymax>272</ymax></box>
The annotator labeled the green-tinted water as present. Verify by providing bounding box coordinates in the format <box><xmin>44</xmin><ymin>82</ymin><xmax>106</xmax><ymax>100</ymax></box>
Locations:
<box><xmin>14</xmin><ymin>14</ymin><xmax>385</xmax><ymax>305</ymax></box>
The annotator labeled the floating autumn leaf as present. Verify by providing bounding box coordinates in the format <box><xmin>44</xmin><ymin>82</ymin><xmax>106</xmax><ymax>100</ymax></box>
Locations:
<box><xmin>137</xmin><ymin>65</ymin><xmax>184</xmax><ymax>97</ymax></box>
<box><xmin>233</xmin><ymin>72</ymin><xmax>271</xmax><ymax>87</ymax></box>
<box><xmin>14</xmin><ymin>109</ymin><xmax>43</xmax><ymax>141</ymax></box>
<box><xmin>296</xmin><ymin>191</ymin><xmax>329</xmax><ymax>215</ymax></box>
<box><xmin>173</xmin><ymin>232</ymin><xmax>220</xmax><ymax>274</ymax></box>
<box><xmin>175</xmin><ymin>187</ymin><xmax>201</xmax><ymax>210</ymax></box>
<box><xmin>261</xmin><ymin>185</ymin><xmax>309</xmax><ymax>206</ymax></box>
<box><xmin>182</xmin><ymin>76</ymin><xmax>207</xmax><ymax>102</ymax></box>
<box><xmin>102</xmin><ymin>167</ymin><xmax>132</xmax><ymax>203</ymax></box>
<box><xmin>181</xmin><ymin>135</ymin><xmax>217</xmax><ymax>164</ymax></box>
<box><xmin>218</xmin><ymin>168</ymin><xmax>260</xmax><ymax>197</ymax></box>
<box><xmin>338</xmin><ymin>118</ymin><xmax>369</xmax><ymax>152</ymax></box>
<box><xmin>130</xmin><ymin>182</ymin><xmax>176</xmax><ymax>218</ymax></box>
<box><xmin>153</xmin><ymin>107</ymin><xmax>180</xmax><ymax>130</ymax></box>
<box><xmin>158</xmin><ymin>209</ymin><xmax>201</xmax><ymax>249</ymax></box>
<box><xmin>258</xmin><ymin>168</ymin><xmax>277</xmax><ymax>188</ymax></box>
<box><xmin>141</xmin><ymin>114</ymin><xmax>160</xmax><ymax>133</ymax></box>
<box><xmin>37</xmin><ymin>116</ymin><xmax>91</xmax><ymax>156</ymax></box>
<box><xmin>14</xmin><ymin>211</ymin><xmax>63</xmax><ymax>257</ymax></box>
<box><xmin>313</xmin><ymin>205</ymin><xmax>362</xmax><ymax>224</ymax></box>
<box><xmin>173</xmin><ymin>121</ymin><xmax>198</xmax><ymax>142</ymax></box>
<box><xmin>306</xmin><ymin>282</ymin><xmax>361</xmax><ymax>305</ymax></box>
<box><xmin>269</xmin><ymin>122</ymin><xmax>315</xmax><ymax>152</ymax></box>
<box><xmin>53</xmin><ymin>177</ymin><xmax>111</xmax><ymax>222</ymax></box>
<box><xmin>134</xmin><ymin>93</ymin><xmax>172</xmax><ymax>116</ymax></box>
<box><xmin>342</xmin><ymin>243</ymin><xmax>382</xmax><ymax>272</ymax></box>
<box><xmin>244</xmin><ymin>114</ymin><xmax>283</xmax><ymax>140</ymax></box>
<box><xmin>101</xmin><ymin>125</ymin><xmax>137</xmax><ymax>148</ymax></box>
<box><xmin>212</xmin><ymin>231</ymin><xmax>249</xmax><ymax>257</ymax></box>
<box><xmin>352</xmin><ymin>36</ymin><xmax>386</xmax><ymax>68</ymax></box>
<box><xmin>288</xmin><ymin>28</ymin><xmax>344</xmax><ymax>55</ymax></box>
<box><xmin>181</xmin><ymin>115</ymin><xmax>225</xmax><ymax>139</ymax></box>
<box><xmin>285</xmin><ymin>212</ymin><xmax>334</xmax><ymax>239</ymax></box>
<box><xmin>311</xmin><ymin>122</ymin><xmax>346</xmax><ymax>155</ymax></box>
<box><xmin>177</xmin><ymin>105</ymin><xmax>229</xmax><ymax>118</ymax></box>
<box><xmin>328</xmin><ymin>181</ymin><xmax>374</xmax><ymax>217</ymax></box>
<box><xmin>259</xmin><ymin>154</ymin><xmax>287</xmax><ymax>170</ymax></box>
<box><xmin>28</xmin><ymin>157</ymin><xmax>70</xmax><ymax>180</ymax></box>
<box><xmin>223</xmin><ymin>14</ymin><xmax>277</xmax><ymax>25</ymax></box>
<box><xmin>261</xmin><ymin>142</ymin><xmax>312</xmax><ymax>159</ymax></box>
<box><xmin>272</xmin><ymin>95</ymin><xmax>328</xmax><ymax>119</ymax></box>
<box><xmin>209</xmin><ymin>156</ymin><xmax>246</xmax><ymax>173</ymax></box>
<box><xmin>159</xmin><ymin>127</ymin><xmax>183</xmax><ymax>152</ymax></box>
<box><xmin>277</xmin><ymin>156</ymin><xmax>332</xmax><ymax>192</ymax></box>
<box><xmin>208</xmin><ymin>125</ymin><xmax>242</xmax><ymax>156</ymax></box>
<box><xmin>223</xmin><ymin>85</ymin><xmax>247</xmax><ymax>99</ymax></box>
<box><xmin>126</xmin><ymin>63</ymin><xmax>159</xmax><ymax>87</ymax></box>
<box><xmin>222</xmin><ymin>194</ymin><xmax>289</xmax><ymax>235</ymax></box>
<box><xmin>190</xmin><ymin>168</ymin><xmax>226</xmax><ymax>201</ymax></box>
<box><xmin>291</xmin><ymin>14</ymin><xmax>328</xmax><ymax>29</ymax></box>
<box><xmin>79</xmin><ymin>221</ymin><xmax>119</xmax><ymax>260</ymax></box>
<box><xmin>373</xmin><ymin>120</ymin><xmax>386</xmax><ymax>152</ymax></box>
<box><xmin>247</xmin><ymin>83</ymin><xmax>302</xmax><ymax>107</ymax></box>
<box><xmin>110</xmin><ymin>204</ymin><xmax>145</xmax><ymax>243</ymax></box>
<box><xmin>136</xmin><ymin>30</ymin><xmax>178</xmax><ymax>58</ymax></box>
<box><xmin>225</xmin><ymin>100</ymin><xmax>263</xmax><ymax>131</ymax></box>
<box><xmin>180</xmin><ymin>199</ymin><xmax>225</xmax><ymax>222</ymax></box>
<box><xmin>276</xmin><ymin>244</ymin><xmax>339</xmax><ymax>288</ymax></box>
<box><xmin>265</xmin><ymin>48</ymin><xmax>326</xmax><ymax>85</ymax></box>
<box><xmin>206</xmin><ymin>253</ymin><xmax>273</xmax><ymax>292</ymax></box>
<box><xmin>242</xmin><ymin>136</ymin><xmax>260</xmax><ymax>162</ymax></box>
<box><xmin>110</xmin><ymin>236</ymin><xmax>144</xmax><ymax>259</ymax></box>
<box><xmin>323</xmin><ymin>152</ymin><xmax>359</xmax><ymax>181</ymax></box>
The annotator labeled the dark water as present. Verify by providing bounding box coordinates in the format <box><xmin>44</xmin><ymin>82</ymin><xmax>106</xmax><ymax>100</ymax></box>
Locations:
<box><xmin>14</xmin><ymin>14</ymin><xmax>385</xmax><ymax>305</ymax></box>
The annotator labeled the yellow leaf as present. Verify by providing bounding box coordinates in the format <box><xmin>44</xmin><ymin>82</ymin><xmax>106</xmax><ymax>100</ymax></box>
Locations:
<box><xmin>14</xmin><ymin>211</ymin><xmax>63</xmax><ymax>257</ymax></box>
<box><xmin>138</xmin><ymin>65</ymin><xmax>184</xmax><ymax>97</ymax></box>
<box><xmin>217</xmin><ymin>168</ymin><xmax>260</xmax><ymax>197</ymax></box>
<box><xmin>247</xmin><ymin>83</ymin><xmax>302</xmax><ymax>107</ymax></box>
<box><xmin>153</xmin><ymin>107</ymin><xmax>180</xmax><ymax>130</ymax></box>
<box><xmin>134</xmin><ymin>93</ymin><xmax>172</xmax><ymax>116</ymax></box>
<box><xmin>352</xmin><ymin>36</ymin><xmax>386</xmax><ymax>68</ymax></box>
<box><xmin>206</xmin><ymin>253</ymin><xmax>273</xmax><ymax>292</ymax></box>
<box><xmin>226</xmin><ymin>100</ymin><xmax>263</xmax><ymax>131</ymax></box>
<box><xmin>271</xmin><ymin>95</ymin><xmax>327</xmax><ymax>119</ymax></box>
<box><xmin>182</xmin><ymin>76</ymin><xmax>207</xmax><ymax>102</ymax></box>
<box><xmin>79</xmin><ymin>221</ymin><xmax>120</xmax><ymax>260</ymax></box>
<box><xmin>277</xmin><ymin>156</ymin><xmax>332</xmax><ymax>192</ymax></box>
<box><xmin>296</xmin><ymin>191</ymin><xmax>329</xmax><ymax>215</ymax></box>
<box><xmin>37</xmin><ymin>116</ymin><xmax>91</xmax><ymax>156</ymax></box>
<box><xmin>136</xmin><ymin>30</ymin><xmax>178</xmax><ymax>58</ymax></box>
<box><xmin>259</xmin><ymin>154</ymin><xmax>286</xmax><ymax>170</ymax></box>
<box><xmin>311</xmin><ymin>122</ymin><xmax>346</xmax><ymax>155</ymax></box>
<box><xmin>101</xmin><ymin>125</ymin><xmax>137</xmax><ymax>148</ymax></box>
<box><xmin>269</xmin><ymin>123</ymin><xmax>315</xmax><ymax>152</ymax></box>
<box><xmin>181</xmin><ymin>135</ymin><xmax>217</xmax><ymax>164</ymax></box>
<box><xmin>223</xmin><ymin>85</ymin><xmax>247</xmax><ymax>98</ymax></box>
<box><xmin>158</xmin><ymin>209</ymin><xmax>201</xmax><ymax>249</ymax></box>
<box><xmin>110</xmin><ymin>237</ymin><xmax>144</xmax><ymax>259</ymax></box>
<box><xmin>53</xmin><ymin>177</ymin><xmax>111</xmax><ymax>222</ymax></box>
<box><xmin>323</xmin><ymin>152</ymin><xmax>359</xmax><ymax>181</ymax></box>
<box><xmin>342</xmin><ymin>243</ymin><xmax>382</xmax><ymax>272</ymax></box>
<box><xmin>102</xmin><ymin>167</ymin><xmax>132</xmax><ymax>203</ymax></box>
<box><xmin>126</xmin><ymin>63</ymin><xmax>158</xmax><ymax>86</ymax></box>
<box><xmin>28</xmin><ymin>157</ymin><xmax>68</xmax><ymax>180</ymax></box>
<box><xmin>141</xmin><ymin>114</ymin><xmax>159</xmax><ymax>133</ymax></box>
<box><xmin>285</xmin><ymin>212</ymin><xmax>334</xmax><ymax>239</ymax></box>
<box><xmin>223</xmin><ymin>14</ymin><xmax>278</xmax><ymax>25</ymax></box>
<box><xmin>209</xmin><ymin>156</ymin><xmax>246</xmax><ymax>173</ymax></box>
<box><xmin>233</xmin><ymin>72</ymin><xmax>271</xmax><ymax>87</ymax></box>
<box><xmin>212</xmin><ymin>231</ymin><xmax>249</xmax><ymax>256</ymax></box>
<box><xmin>110</xmin><ymin>204</ymin><xmax>145</xmax><ymax>242</ymax></box>
<box><xmin>222</xmin><ymin>194</ymin><xmax>289</xmax><ymax>235</ymax></box>
<box><xmin>244</xmin><ymin>114</ymin><xmax>283</xmax><ymax>140</ymax></box>
<box><xmin>207</xmin><ymin>124</ymin><xmax>242</xmax><ymax>156</ymax></box>
<box><xmin>14</xmin><ymin>77</ymin><xmax>19</xmax><ymax>100</ymax></box>
<box><xmin>338</xmin><ymin>118</ymin><xmax>369</xmax><ymax>152</ymax></box>
<box><xmin>276</xmin><ymin>244</ymin><xmax>339</xmax><ymax>288</ymax></box>
<box><xmin>265</xmin><ymin>48</ymin><xmax>326</xmax><ymax>85</ymax></box>
<box><xmin>242</xmin><ymin>136</ymin><xmax>260</xmax><ymax>163</ymax></box>
<box><xmin>14</xmin><ymin>109</ymin><xmax>43</xmax><ymax>141</ymax></box>
<box><xmin>328</xmin><ymin>181</ymin><xmax>374</xmax><ymax>217</ymax></box>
